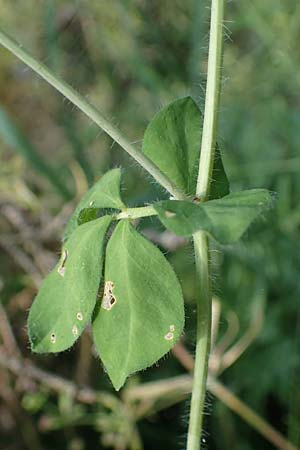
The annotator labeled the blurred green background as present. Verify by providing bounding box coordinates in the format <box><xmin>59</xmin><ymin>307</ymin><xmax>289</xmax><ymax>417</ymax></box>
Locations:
<box><xmin>0</xmin><ymin>1</ymin><xmax>299</xmax><ymax>449</ymax></box>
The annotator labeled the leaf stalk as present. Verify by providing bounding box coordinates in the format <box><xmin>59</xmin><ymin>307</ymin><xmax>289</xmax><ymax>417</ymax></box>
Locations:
<box><xmin>116</xmin><ymin>206</ymin><xmax>157</xmax><ymax>221</ymax></box>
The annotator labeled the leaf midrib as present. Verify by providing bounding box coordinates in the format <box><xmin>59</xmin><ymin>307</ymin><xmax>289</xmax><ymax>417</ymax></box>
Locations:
<box><xmin>120</xmin><ymin>222</ymin><xmax>135</xmax><ymax>385</ymax></box>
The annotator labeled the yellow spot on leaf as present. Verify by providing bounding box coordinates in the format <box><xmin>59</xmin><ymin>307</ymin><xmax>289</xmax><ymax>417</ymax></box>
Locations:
<box><xmin>76</xmin><ymin>312</ymin><xmax>83</xmax><ymax>321</ymax></box>
<box><xmin>164</xmin><ymin>332</ymin><xmax>174</xmax><ymax>341</ymax></box>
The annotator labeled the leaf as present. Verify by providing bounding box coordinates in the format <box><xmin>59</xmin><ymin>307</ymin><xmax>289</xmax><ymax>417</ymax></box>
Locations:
<box><xmin>92</xmin><ymin>220</ymin><xmax>185</xmax><ymax>390</ymax></box>
<box><xmin>209</xmin><ymin>144</ymin><xmax>230</xmax><ymax>200</ymax></box>
<box><xmin>154</xmin><ymin>189</ymin><xmax>274</xmax><ymax>244</ymax></box>
<box><xmin>142</xmin><ymin>96</ymin><xmax>229</xmax><ymax>198</ymax></box>
<box><xmin>28</xmin><ymin>216</ymin><xmax>112</xmax><ymax>353</ymax></box>
<box><xmin>142</xmin><ymin>97</ymin><xmax>200</xmax><ymax>195</ymax></box>
<box><xmin>64</xmin><ymin>169</ymin><xmax>124</xmax><ymax>241</ymax></box>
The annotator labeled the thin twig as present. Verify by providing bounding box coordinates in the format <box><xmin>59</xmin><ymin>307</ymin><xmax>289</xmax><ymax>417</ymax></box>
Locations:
<box><xmin>209</xmin><ymin>310</ymin><xmax>240</xmax><ymax>374</ymax></box>
<box><xmin>0</xmin><ymin>301</ymin><xmax>22</xmax><ymax>358</ymax></box>
<box><xmin>1</xmin><ymin>204</ymin><xmax>55</xmax><ymax>274</ymax></box>
<box><xmin>0</xmin><ymin>370</ymin><xmax>43</xmax><ymax>450</ymax></box>
<box><xmin>0</xmin><ymin>305</ymin><xmax>42</xmax><ymax>450</ymax></box>
<box><xmin>142</xmin><ymin>229</ymin><xmax>187</xmax><ymax>252</ymax></box>
<box><xmin>219</xmin><ymin>298</ymin><xmax>264</xmax><ymax>374</ymax></box>
<box><xmin>209</xmin><ymin>378</ymin><xmax>299</xmax><ymax>450</ymax></box>
<box><xmin>0</xmin><ymin>349</ymin><xmax>98</xmax><ymax>404</ymax></box>
<box><xmin>38</xmin><ymin>202</ymin><xmax>74</xmax><ymax>240</ymax></box>
<box><xmin>124</xmin><ymin>374</ymin><xmax>192</xmax><ymax>403</ymax></box>
<box><xmin>172</xmin><ymin>343</ymin><xmax>299</xmax><ymax>450</ymax></box>
<box><xmin>211</xmin><ymin>297</ymin><xmax>222</xmax><ymax>349</ymax></box>
<box><xmin>0</xmin><ymin>236</ymin><xmax>42</xmax><ymax>288</ymax></box>
<box><xmin>0</xmin><ymin>349</ymin><xmax>297</xmax><ymax>450</ymax></box>
<box><xmin>74</xmin><ymin>331</ymin><xmax>93</xmax><ymax>386</ymax></box>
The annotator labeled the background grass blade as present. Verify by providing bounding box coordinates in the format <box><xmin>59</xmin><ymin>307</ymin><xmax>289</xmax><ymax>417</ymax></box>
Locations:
<box><xmin>0</xmin><ymin>106</ymin><xmax>72</xmax><ymax>199</ymax></box>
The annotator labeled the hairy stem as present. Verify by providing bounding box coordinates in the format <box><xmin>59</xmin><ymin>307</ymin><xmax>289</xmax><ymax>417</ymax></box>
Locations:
<box><xmin>187</xmin><ymin>1</ymin><xmax>225</xmax><ymax>449</ymax></box>
<box><xmin>188</xmin><ymin>231</ymin><xmax>211</xmax><ymax>450</ymax></box>
<box><xmin>196</xmin><ymin>0</ymin><xmax>225</xmax><ymax>200</ymax></box>
<box><xmin>0</xmin><ymin>28</ymin><xmax>184</xmax><ymax>200</ymax></box>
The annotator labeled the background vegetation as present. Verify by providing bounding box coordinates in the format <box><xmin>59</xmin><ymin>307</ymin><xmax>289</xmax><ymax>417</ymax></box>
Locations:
<box><xmin>0</xmin><ymin>1</ymin><xmax>299</xmax><ymax>449</ymax></box>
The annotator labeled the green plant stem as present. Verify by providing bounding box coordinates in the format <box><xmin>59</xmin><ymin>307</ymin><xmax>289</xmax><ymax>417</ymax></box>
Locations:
<box><xmin>0</xmin><ymin>28</ymin><xmax>184</xmax><ymax>201</ymax></box>
<box><xmin>196</xmin><ymin>0</ymin><xmax>224</xmax><ymax>201</ymax></box>
<box><xmin>188</xmin><ymin>231</ymin><xmax>211</xmax><ymax>450</ymax></box>
<box><xmin>187</xmin><ymin>1</ymin><xmax>225</xmax><ymax>449</ymax></box>
<box><xmin>116</xmin><ymin>206</ymin><xmax>157</xmax><ymax>221</ymax></box>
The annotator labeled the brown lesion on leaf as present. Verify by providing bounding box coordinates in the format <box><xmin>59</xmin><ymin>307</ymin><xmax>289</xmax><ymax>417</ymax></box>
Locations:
<box><xmin>102</xmin><ymin>281</ymin><xmax>117</xmax><ymax>311</ymax></box>
<box><xmin>58</xmin><ymin>249</ymin><xmax>68</xmax><ymax>277</ymax></box>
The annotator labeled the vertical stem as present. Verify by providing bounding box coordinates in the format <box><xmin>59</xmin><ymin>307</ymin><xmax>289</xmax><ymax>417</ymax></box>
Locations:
<box><xmin>187</xmin><ymin>231</ymin><xmax>211</xmax><ymax>450</ymax></box>
<box><xmin>196</xmin><ymin>0</ymin><xmax>225</xmax><ymax>201</ymax></box>
<box><xmin>187</xmin><ymin>1</ymin><xmax>225</xmax><ymax>449</ymax></box>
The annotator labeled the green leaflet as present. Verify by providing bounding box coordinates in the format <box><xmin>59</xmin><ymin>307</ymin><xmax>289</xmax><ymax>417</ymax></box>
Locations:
<box><xmin>142</xmin><ymin>97</ymin><xmax>199</xmax><ymax>195</ymax></box>
<box><xmin>64</xmin><ymin>168</ymin><xmax>124</xmax><ymax>241</ymax></box>
<box><xmin>142</xmin><ymin>96</ymin><xmax>229</xmax><ymax>198</ymax></box>
<box><xmin>154</xmin><ymin>189</ymin><xmax>274</xmax><ymax>244</ymax></box>
<box><xmin>92</xmin><ymin>220</ymin><xmax>185</xmax><ymax>390</ymax></box>
<box><xmin>209</xmin><ymin>144</ymin><xmax>230</xmax><ymax>200</ymax></box>
<box><xmin>28</xmin><ymin>216</ymin><xmax>112</xmax><ymax>353</ymax></box>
